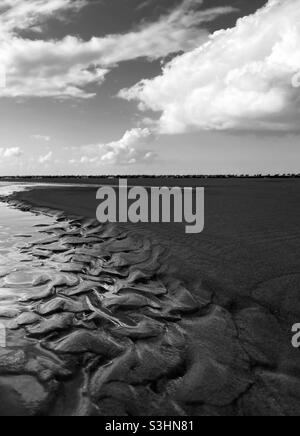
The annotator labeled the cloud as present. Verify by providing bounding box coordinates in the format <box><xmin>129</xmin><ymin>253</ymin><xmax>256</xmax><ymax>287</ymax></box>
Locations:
<box><xmin>74</xmin><ymin>128</ymin><xmax>156</xmax><ymax>166</ymax></box>
<box><xmin>0</xmin><ymin>38</ymin><xmax>108</xmax><ymax>98</ymax></box>
<box><xmin>38</xmin><ymin>150</ymin><xmax>52</xmax><ymax>163</ymax></box>
<box><xmin>0</xmin><ymin>147</ymin><xmax>22</xmax><ymax>158</ymax></box>
<box><xmin>99</xmin><ymin>128</ymin><xmax>156</xmax><ymax>165</ymax></box>
<box><xmin>0</xmin><ymin>0</ymin><xmax>237</xmax><ymax>98</ymax></box>
<box><xmin>0</xmin><ymin>0</ymin><xmax>87</xmax><ymax>34</ymax></box>
<box><xmin>120</xmin><ymin>0</ymin><xmax>300</xmax><ymax>133</ymax></box>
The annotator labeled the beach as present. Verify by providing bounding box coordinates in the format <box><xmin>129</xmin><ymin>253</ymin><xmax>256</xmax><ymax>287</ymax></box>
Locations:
<box><xmin>0</xmin><ymin>178</ymin><xmax>300</xmax><ymax>416</ymax></box>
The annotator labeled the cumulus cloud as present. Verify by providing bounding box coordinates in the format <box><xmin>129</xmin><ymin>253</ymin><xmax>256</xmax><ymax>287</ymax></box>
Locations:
<box><xmin>0</xmin><ymin>38</ymin><xmax>108</xmax><ymax>98</ymax></box>
<box><xmin>0</xmin><ymin>0</ymin><xmax>237</xmax><ymax>98</ymax></box>
<box><xmin>74</xmin><ymin>128</ymin><xmax>156</xmax><ymax>166</ymax></box>
<box><xmin>0</xmin><ymin>147</ymin><xmax>22</xmax><ymax>158</ymax></box>
<box><xmin>99</xmin><ymin>128</ymin><xmax>156</xmax><ymax>165</ymax></box>
<box><xmin>120</xmin><ymin>0</ymin><xmax>300</xmax><ymax>133</ymax></box>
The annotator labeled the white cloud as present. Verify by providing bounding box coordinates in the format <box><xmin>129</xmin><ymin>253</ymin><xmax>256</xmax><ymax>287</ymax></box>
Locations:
<box><xmin>0</xmin><ymin>147</ymin><xmax>22</xmax><ymax>158</ymax></box>
<box><xmin>0</xmin><ymin>0</ymin><xmax>237</xmax><ymax>98</ymax></box>
<box><xmin>120</xmin><ymin>0</ymin><xmax>300</xmax><ymax>133</ymax></box>
<box><xmin>38</xmin><ymin>150</ymin><xmax>52</xmax><ymax>163</ymax></box>
<box><xmin>73</xmin><ymin>128</ymin><xmax>156</xmax><ymax>166</ymax></box>
<box><xmin>99</xmin><ymin>128</ymin><xmax>156</xmax><ymax>165</ymax></box>
<box><xmin>0</xmin><ymin>0</ymin><xmax>86</xmax><ymax>34</ymax></box>
<box><xmin>0</xmin><ymin>38</ymin><xmax>108</xmax><ymax>98</ymax></box>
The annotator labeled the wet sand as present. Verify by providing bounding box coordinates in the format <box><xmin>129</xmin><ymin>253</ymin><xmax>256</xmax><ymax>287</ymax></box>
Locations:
<box><xmin>0</xmin><ymin>179</ymin><xmax>300</xmax><ymax>416</ymax></box>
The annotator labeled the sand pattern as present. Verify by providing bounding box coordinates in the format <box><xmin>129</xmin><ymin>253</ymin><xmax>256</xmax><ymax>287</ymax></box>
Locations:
<box><xmin>0</xmin><ymin>197</ymin><xmax>299</xmax><ymax>416</ymax></box>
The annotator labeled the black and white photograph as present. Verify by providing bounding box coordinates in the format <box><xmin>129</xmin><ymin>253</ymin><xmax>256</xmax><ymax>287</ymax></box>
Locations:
<box><xmin>0</xmin><ymin>0</ymin><xmax>300</xmax><ymax>419</ymax></box>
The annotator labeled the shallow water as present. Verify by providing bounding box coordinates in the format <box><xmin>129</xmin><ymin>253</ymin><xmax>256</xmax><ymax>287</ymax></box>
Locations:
<box><xmin>0</xmin><ymin>199</ymin><xmax>55</xmax><ymax>325</ymax></box>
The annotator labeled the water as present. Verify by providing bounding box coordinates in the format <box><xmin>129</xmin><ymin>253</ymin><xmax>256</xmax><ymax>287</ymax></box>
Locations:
<box><xmin>0</xmin><ymin>188</ymin><xmax>55</xmax><ymax>336</ymax></box>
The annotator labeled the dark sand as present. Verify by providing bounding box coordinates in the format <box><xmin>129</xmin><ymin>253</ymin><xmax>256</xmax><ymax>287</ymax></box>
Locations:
<box><xmin>9</xmin><ymin>179</ymin><xmax>300</xmax><ymax>299</ymax></box>
<box><xmin>1</xmin><ymin>178</ymin><xmax>300</xmax><ymax>416</ymax></box>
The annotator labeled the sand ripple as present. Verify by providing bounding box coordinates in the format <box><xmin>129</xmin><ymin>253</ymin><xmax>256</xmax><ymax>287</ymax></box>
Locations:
<box><xmin>0</xmin><ymin>198</ymin><xmax>297</xmax><ymax>416</ymax></box>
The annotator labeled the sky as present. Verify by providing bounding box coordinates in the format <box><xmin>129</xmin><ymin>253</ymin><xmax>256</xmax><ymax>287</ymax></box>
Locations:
<box><xmin>0</xmin><ymin>0</ymin><xmax>299</xmax><ymax>176</ymax></box>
